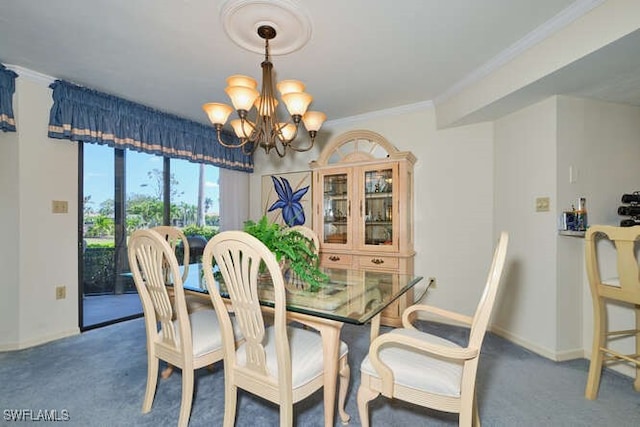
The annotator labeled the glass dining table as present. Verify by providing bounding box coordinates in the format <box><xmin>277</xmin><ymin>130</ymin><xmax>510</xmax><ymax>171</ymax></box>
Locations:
<box><xmin>180</xmin><ymin>264</ymin><xmax>425</xmax><ymax>426</ymax></box>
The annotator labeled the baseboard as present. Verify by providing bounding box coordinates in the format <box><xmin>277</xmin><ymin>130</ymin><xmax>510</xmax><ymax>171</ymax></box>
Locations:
<box><xmin>0</xmin><ymin>328</ymin><xmax>80</xmax><ymax>351</ymax></box>
<box><xmin>414</xmin><ymin>311</ymin><xmax>586</xmax><ymax>361</ymax></box>
<box><xmin>490</xmin><ymin>324</ymin><xmax>585</xmax><ymax>361</ymax></box>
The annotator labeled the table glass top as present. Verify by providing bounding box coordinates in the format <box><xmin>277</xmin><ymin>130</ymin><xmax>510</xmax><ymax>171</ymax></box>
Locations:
<box><xmin>181</xmin><ymin>264</ymin><xmax>423</xmax><ymax>325</ymax></box>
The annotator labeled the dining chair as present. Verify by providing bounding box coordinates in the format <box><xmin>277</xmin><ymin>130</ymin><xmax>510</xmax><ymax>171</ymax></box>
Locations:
<box><xmin>357</xmin><ymin>231</ymin><xmax>509</xmax><ymax>427</ymax></box>
<box><xmin>151</xmin><ymin>225</ymin><xmax>191</xmax><ymax>283</ymax></box>
<box><xmin>584</xmin><ymin>225</ymin><xmax>640</xmax><ymax>399</ymax></box>
<box><xmin>202</xmin><ymin>230</ymin><xmax>350</xmax><ymax>427</ymax></box>
<box><xmin>152</xmin><ymin>225</ymin><xmax>210</xmax><ymax>312</ymax></box>
<box><xmin>128</xmin><ymin>228</ymin><xmax>229</xmax><ymax>427</ymax></box>
<box><xmin>152</xmin><ymin>226</ymin><xmax>211</xmax><ymax>379</ymax></box>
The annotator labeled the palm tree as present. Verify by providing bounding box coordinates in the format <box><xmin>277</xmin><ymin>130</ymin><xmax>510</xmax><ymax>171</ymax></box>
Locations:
<box><xmin>197</xmin><ymin>163</ymin><xmax>205</xmax><ymax>227</ymax></box>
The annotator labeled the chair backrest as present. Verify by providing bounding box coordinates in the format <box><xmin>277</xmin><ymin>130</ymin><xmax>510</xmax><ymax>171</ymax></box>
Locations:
<box><xmin>585</xmin><ymin>225</ymin><xmax>640</xmax><ymax>304</ymax></box>
<box><xmin>203</xmin><ymin>231</ymin><xmax>291</xmax><ymax>386</ymax></box>
<box><xmin>151</xmin><ymin>225</ymin><xmax>190</xmax><ymax>283</ymax></box>
<box><xmin>286</xmin><ymin>225</ymin><xmax>320</xmax><ymax>255</ymax></box>
<box><xmin>468</xmin><ymin>231</ymin><xmax>509</xmax><ymax>350</ymax></box>
<box><xmin>128</xmin><ymin>228</ymin><xmax>192</xmax><ymax>354</ymax></box>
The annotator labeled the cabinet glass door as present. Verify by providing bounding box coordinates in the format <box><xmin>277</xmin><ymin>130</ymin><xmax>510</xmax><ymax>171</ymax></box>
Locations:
<box><xmin>363</xmin><ymin>167</ymin><xmax>395</xmax><ymax>247</ymax></box>
<box><xmin>322</xmin><ymin>172</ymin><xmax>350</xmax><ymax>245</ymax></box>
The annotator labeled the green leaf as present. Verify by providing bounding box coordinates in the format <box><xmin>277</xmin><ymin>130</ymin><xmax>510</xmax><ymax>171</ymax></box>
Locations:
<box><xmin>243</xmin><ymin>216</ymin><xmax>328</xmax><ymax>292</ymax></box>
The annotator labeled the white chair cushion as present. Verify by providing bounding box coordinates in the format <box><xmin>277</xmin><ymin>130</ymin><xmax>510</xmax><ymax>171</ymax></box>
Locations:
<box><xmin>360</xmin><ymin>328</ymin><xmax>464</xmax><ymax>397</ymax></box>
<box><xmin>167</xmin><ymin>308</ymin><xmax>241</xmax><ymax>357</ymax></box>
<box><xmin>188</xmin><ymin>309</ymin><xmax>226</xmax><ymax>357</ymax></box>
<box><xmin>236</xmin><ymin>326</ymin><xmax>348</xmax><ymax>389</ymax></box>
<box><xmin>602</xmin><ymin>277</ymin><xmax>621</xmax><ymax>287</ymax></box>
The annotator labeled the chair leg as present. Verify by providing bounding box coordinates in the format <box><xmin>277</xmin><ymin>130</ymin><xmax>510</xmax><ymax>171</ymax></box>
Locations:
<box><xmin>142</xmin><ymin>354</ymin><xmax>159</xmax><ymax>413</ymax></box>
<box><xmin>459</xmin><ymin>391</ymin><xmax>474</xmax><ymax>427</ymax></box>
<box><xmin>223</xmin><ymin>383</ymin><xmax>237</xmax><ymax>427</ymax></box>
<box><xmin>472</xmin><ymin>394</ymin><xmax>481</xmax><ymax>427</ymax></box>
<box><xmin>338</xmin><ymin>356</ymin><xmax>351</xmax><ymax>424</ymax></box>
<box><xmin>586</xmin><ymin>298</ymin><xmax>606</xmax><ymax>400</ymax></box>
<box><xmin>161</xmin><ymin>363</ymin><xmax>174</xmax><ymax>379</ymax></box>
<box><xmin>177</xmin><ymin>368</ymin><xmax>194</xmax><ymax>427</ymax></box>
<box><xmin>357</xmin><ymin>383</ymin><xmax>379</xmax><ymax>427</ymax></box>
<box><xmin>279</xmin><ymin>399</ymin><xmax>293</xmax><ymax>427</ymax></box>
<box><xmin>634</xmin><ymin>305</ymin><xmax>640</xmax><ymax>392</ymax></box>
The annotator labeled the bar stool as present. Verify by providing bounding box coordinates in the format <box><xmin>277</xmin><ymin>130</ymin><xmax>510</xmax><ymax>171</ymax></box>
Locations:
<box><xmin>584</xmin><ymin>225</ymin><xmax>640</xmax><ymax>399</ymax></box>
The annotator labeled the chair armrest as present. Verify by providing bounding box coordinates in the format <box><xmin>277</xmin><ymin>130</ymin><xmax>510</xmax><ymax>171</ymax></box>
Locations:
<box><xmin>369</xmin><ymin>331</ymin><xmax>479</xmax><ymax>397</ymax></box>
<box><xmin>402</xmin><ymin>304</ymin><xmax>473</xmax><ymax>329</ymax></box>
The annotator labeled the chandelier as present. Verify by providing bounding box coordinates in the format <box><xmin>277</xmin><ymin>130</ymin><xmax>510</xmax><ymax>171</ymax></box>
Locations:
<box><xmin>202</xmin><ymin>25</ymin><xmax>326</xmax><ymax>157</ymax></box>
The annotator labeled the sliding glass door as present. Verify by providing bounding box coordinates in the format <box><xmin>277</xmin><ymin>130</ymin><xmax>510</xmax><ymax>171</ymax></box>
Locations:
<box><xmin>81</xmin><ymin>144</ymin><xmax>142</xmax><ymax>329</ymax></box>
<box><xmin>80</xmin><ymin>143</ymin><xmax>221</xmax><ymax>330</ymax></box>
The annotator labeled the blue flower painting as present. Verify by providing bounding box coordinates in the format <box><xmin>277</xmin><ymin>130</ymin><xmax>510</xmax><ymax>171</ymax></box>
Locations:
<box><xmin>267</xmin><ymin>176</ymin><xmax>309</xmax><ymax>226</ymax></box>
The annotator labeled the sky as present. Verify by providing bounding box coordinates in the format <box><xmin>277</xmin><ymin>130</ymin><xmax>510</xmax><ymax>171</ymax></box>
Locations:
<box><xmin>83</xmin><ymin>143</ymin><xmax>220</xmax><ymax>214</ymax></box>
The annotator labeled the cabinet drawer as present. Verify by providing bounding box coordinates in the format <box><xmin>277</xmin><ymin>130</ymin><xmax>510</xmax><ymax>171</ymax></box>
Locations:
<box><xmin>320</xmin><ymin>253</ymin><xmax>352</xmax><ymax>267</ymax></box>
<box><xmin>358</xmin><ymin>255</ymin><xmax>399</xmax><ymax>270</ymax></box>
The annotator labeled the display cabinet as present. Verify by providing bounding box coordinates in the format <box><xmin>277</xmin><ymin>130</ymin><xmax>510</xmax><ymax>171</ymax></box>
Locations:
<box><xmin>310</xmin><ymin>130</ymin><xmax>416</xmax><ymax>326</ymax></box>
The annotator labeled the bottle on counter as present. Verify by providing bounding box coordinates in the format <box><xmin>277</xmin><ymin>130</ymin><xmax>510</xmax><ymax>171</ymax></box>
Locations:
<box><xmin>576</xmin><ymin>197</ymin><xmax>587</xmax><ymax>231</ymax></box>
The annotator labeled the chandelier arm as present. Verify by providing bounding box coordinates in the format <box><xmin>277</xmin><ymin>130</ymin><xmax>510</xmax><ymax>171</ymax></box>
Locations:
<box><xmin>238</xmin><ymin>116</ymin><xmax>257</xmax><ymax>140</ymax></box>
<box><xmin>275</xmin><ymin>120</ymin><xmax>300</xmax><ymax>144</ymax></box>
<box><xmin>241</xmin><ymin>140</ymin><xmax>259</xmax><ymax>156</ymax></box>
<box><xmin>273</xmin><ymin>139</ymin><xmax>286</xmax><ymax>157</ymax></box>
<box><xmin>216</xmin><ymin>126</ymin><xmax>250</xmax><ymax>149</ymax></box>
<box><xmin>286</xmin><ymin>135</ymin><xmax>316</xmax><ymax>152</ymax></box>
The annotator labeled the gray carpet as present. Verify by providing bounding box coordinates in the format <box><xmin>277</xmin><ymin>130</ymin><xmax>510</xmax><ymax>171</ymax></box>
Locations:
<box><xmin>1</xmin><ymin>318</ymin><xmax>639</xmax><ymax>426</ymax></box>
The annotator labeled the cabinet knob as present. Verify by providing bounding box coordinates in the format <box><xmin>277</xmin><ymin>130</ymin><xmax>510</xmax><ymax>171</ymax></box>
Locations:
<box><xmin>328</xmin><ymin>255</ymin><xmax>341</xmax><ymax>262</ymax></box>
<box><xmin>371</xmin><ymin>258</ymin><xmax>384</xmax><ymax>265</ymax></box>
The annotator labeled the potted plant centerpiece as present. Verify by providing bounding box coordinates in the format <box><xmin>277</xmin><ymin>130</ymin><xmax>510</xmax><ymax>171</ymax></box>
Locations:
<box><xmin>243</xmin><ymin>216</ymin><xmax>328</xmax><ymax>292</ymax></box>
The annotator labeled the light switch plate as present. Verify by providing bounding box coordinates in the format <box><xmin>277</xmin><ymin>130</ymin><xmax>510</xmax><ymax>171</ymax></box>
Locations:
<box><xmin>52</xmin><ymin>200</ymin><xmax>68</xmax><ymax>214</ymax></box>
<box><xmin>55</xmin><ymin>285</ymin><xmax>66</xmax><ymax>300</ymax></box>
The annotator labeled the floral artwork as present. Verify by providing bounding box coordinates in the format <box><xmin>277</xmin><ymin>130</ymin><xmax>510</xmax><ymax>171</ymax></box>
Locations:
<box><xmin>261</xmin><ymin>171</ymin><xmax>312</xmax><ymax>227</ymax></box>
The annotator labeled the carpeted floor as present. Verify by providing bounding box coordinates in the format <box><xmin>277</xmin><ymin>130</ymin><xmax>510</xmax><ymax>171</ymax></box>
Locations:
<box><xmin>1</xmin><ymin>318</ymin><xmax>639</xmax><ymax>426</ymax></box>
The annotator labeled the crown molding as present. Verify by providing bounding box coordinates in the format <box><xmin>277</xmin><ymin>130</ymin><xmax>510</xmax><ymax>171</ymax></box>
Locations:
<box><xmin>434</xmin><ymin>0</ymin><xmax>605</xmax><ymax>106</ymax></box>
<box><xmin>5</xmin><ymin>64</ymin><xmax>56</xmax><ymax>86</ymax></box>
<box><xmin>327</xmin><ymin>100</ymin><xmax>434</xmax><ymax>127</ymax></box>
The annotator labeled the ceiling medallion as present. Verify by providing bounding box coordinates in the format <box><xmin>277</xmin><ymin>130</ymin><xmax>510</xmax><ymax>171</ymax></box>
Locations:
<box><xmin>220</xmin><ymin>0</ymin><xmax>312</xmax><ymax>56</ymax></box>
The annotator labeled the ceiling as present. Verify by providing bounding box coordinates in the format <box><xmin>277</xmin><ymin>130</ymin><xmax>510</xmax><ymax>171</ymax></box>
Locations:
<box><xmin>1</xmin><ymin>0</ymin><xmax>639</xmax><ymax>128</ymax></box>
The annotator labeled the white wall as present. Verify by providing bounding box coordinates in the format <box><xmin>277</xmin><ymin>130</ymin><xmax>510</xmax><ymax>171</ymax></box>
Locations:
<box><xmin>0</xmin><ymin>75</ymin><xmax>79</xmax><ymax>350</ymax></box>
<box><xmin>556</xmin><ymin>96</ymin><xmax>588</xmax><ymax>359</ymax></box>
<box><xmin>493</xmin><ymin>97</ymin><xmax>560</xmax><ymax>357</ymax></box>
<box><xmin>250</xmin><ymin>106</ymin><xmax>496</xmax><ymax>317</ymax></box>
<box><xmin>0</xmin><ymin>107</ymin><xmax>20</xmax><ymax>346</ymax></box>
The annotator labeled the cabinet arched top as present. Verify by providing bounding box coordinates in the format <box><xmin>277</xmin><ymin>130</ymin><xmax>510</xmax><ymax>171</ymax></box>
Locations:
<box><xmin>310</xmin><ymin>129</ymin><xmax>416</xmax><ymax>168</ymax></box>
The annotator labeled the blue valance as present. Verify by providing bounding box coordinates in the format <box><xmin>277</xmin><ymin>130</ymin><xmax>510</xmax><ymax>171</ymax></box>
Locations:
<box><xmin>47</xmin><ymin>80</ymin><xmax>253</xmax><ymax>172</ymax></box>
<box><xmin>0</xmin><ymin>64</ymin><xmax>18</xmax><ymax>132</ymax></box>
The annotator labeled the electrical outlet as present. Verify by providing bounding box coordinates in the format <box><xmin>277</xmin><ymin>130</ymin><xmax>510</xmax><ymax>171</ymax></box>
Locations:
<box><xmin>535</xmin><ymin>197</ymin><xmax>550</xmax><ymax>212</ymax></box>
<box><xmin>428</xmin><ymin>277</ymin><xmax>436</xmax><ymax>288</ymax></box>
<box><xmin>55</xmin><ymin>285</ymin><xmax>66</xmax><ymax>300</ymax></box>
